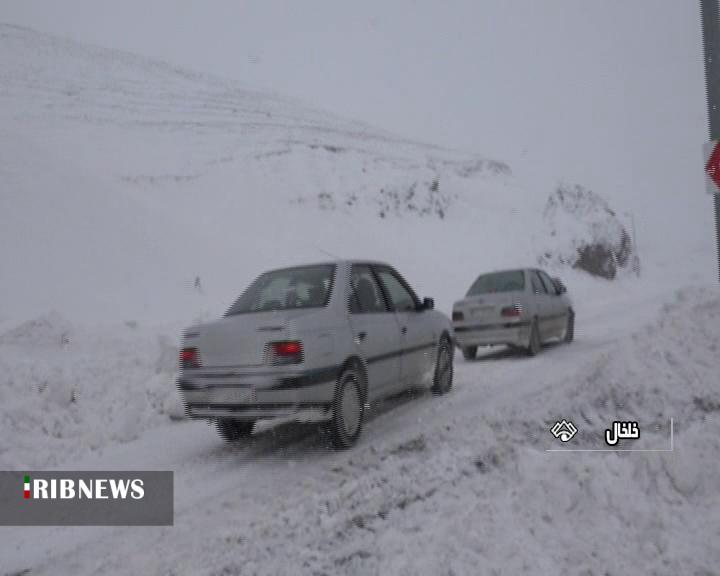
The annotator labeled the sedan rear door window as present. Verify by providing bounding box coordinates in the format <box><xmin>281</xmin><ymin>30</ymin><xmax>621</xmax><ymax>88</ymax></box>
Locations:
<box><xmin>349</xmin><ymin>265</ymin><xmax>388</xmax><ymax>313</ymax></box>
<box><xmin>531</xmin><ymin>271</ymin><xmax>547</xmax><ymax>294</ymax></box>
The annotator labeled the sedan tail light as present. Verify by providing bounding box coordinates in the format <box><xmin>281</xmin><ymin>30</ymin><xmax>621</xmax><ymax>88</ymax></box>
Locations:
<box><xmin>501</xmin><ymin>304</ymin><xmax>522</xmax><ymax>318</ymax></box>
<box><xmin>268</xmin><ymin>341</ymin><xmax>304</xmax><ymax>365</ymax></box>
<box><xmin>180</xmin><ymin>347</ymin><xmax>201</xmax><ymax>369</ymax></box>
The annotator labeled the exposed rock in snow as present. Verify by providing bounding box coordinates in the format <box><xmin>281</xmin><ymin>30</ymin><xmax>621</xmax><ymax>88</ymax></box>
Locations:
<box><xmin>539</xmin><ymin>183</ymin><xmax>639</xmax><ymax>279</ymax></box>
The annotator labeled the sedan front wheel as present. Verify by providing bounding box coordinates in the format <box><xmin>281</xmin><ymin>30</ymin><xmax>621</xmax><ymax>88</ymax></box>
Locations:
<box><xmin>432</xmin><ymin>337</ymin><xmax>454</xmax><ymax>395</ymax></box>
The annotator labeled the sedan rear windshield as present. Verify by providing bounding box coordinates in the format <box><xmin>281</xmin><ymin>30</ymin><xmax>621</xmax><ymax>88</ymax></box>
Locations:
<box><xmin>225</xmin><ymin>265</ymin><xmax>335</xmax><ymax>315</ymax></box>
<box><xmin>467</xmin><ymin>270</ymin><xmax>525</xmax><ymax>295</ymax></box>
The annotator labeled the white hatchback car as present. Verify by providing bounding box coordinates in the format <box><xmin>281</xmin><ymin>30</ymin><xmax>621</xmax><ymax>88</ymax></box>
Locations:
<box><xmin>178</xmin><ymin>261</ymin><xmax>454</xmax><ymax>448</ymax></box>
<box><xmin>452</xmin><ymin>268</ymin><xmax>574</xmax><ymax>359</ymax></box>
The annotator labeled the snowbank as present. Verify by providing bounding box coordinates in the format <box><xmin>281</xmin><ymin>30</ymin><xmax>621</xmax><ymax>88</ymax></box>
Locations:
<box><xmin>0</xmin><ymin>313</ymin><xmax>183</xmax><ymax>469</ymax></box>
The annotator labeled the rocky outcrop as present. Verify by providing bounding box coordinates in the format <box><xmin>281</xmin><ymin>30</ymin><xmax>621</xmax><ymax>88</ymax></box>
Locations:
<box><xmin>539</xmin><ymin>183</ymin><xmax>639</xmax><ymax>279</ymax></box>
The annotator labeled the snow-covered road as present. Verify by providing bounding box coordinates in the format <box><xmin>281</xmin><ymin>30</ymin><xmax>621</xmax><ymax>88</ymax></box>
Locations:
<box><xmin>3</xmin><ymin>283</ymin><xmax>718</xmax><ymax>575</ymax></box>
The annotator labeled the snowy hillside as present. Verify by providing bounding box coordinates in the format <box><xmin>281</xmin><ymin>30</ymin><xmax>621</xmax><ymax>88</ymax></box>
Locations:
<box><xmin>0</xmin><ymin>22</ymin><xmax>517</xmax><ymax>326</ymax></box>
<box><xmin>0</xmin><ymin>22</ymin><xmax>665</xmax><ymax>328</ymax></box>
<box><xmin>1</xmin><ymin>22</ymin><xmax>719</xmax><ymax>576</ymax></box>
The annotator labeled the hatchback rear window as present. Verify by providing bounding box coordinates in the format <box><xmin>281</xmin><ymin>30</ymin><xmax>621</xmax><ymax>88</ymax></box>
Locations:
<box><xmin>467</xmin><ymin>270</ymin><xmax>525</xmax><ymax>295</ymax></box>
<box><xmin>225</xmin><ymin>265</ymin><xmax>335</xmax><ymax>315</ymax></box>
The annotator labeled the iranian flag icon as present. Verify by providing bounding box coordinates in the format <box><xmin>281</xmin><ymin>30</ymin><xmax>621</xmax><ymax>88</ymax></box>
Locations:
<box><xmin>24</xmin><ymin>475</ymin><xmax>30</xmax><ymax>499</ymax></box>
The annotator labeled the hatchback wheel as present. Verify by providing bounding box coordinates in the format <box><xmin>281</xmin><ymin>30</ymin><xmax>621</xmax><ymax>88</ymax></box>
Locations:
<box><xmin>564</xmin><ymin>310</ymin><xmax>575</xmax><ymax>343</ymax></box>
<box><xmin>461</xmin><ymin>346</ymin><xmax>477</xmax><ymax>361</ymax></box>
<box><xmin>526</xmin><ymin>319</ymin><xmax>541</xmax><ymax>357</ymax></box>
<box><xmin>432</xmin><ymin>337</ymin><xmax>454</xmax><ymax>395</ymax></box>
<box><xmin>329</xmin><ymin>366</ymin><xmax>365</xmax><ymax>449</ymax></box>
<box><xmin>216</xmin><ymin>419</ymin><xmax>255</xmax><ymax>442</ymax></box>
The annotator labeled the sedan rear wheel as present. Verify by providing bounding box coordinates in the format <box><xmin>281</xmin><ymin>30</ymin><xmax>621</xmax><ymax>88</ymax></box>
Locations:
<box><xmin>461</xmin><ymin>346</ymin><xmax>477</xmax><ymax>361</ymax></box>
<box><xmin>432</xmin><ymin>337</ymin><xmax>454</xmax><ymax>395</ymax></box>
<box><xmin>329</xmin><ymin>367</ymin><xmax>364</xmax><ymax>449</ymax></box>
<box><xmin>216</xmin><ymin>419</ymin><xmax>255</xmax><ymax>442</ymax></box>
<box><xmin>564</xmin><ymin>310</ymin><xmax>575</xmax><ymax>343</ymax></box>
<box><xmin>526</xmin><ymin>319</ymin><xmax>541</xmax><ymax>357</ymax></box>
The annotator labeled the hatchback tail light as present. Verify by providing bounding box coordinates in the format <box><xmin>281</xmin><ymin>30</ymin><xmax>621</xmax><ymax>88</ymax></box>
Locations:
<box><xmin>180</xmin><ymin>347</ymin><xmax>201</xmax><ymax>369</ymax></box>
<box><xmin>501</xmin><ymin>304</ymin><xmax>522</xmax><ymax>318</ymax></box>
<box><xmin>268</xmin><ymin>341</ymin><xmax>304</xmax><ymax>365</ymax></box>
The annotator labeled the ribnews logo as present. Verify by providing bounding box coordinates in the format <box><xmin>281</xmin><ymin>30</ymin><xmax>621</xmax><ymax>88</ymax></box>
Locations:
<box><xmin>1</xmin><ymin>471</ymin><xmax>173</xmax><ymax>526</ymax></box>
<box><xmin>22</xmin><ymin>474</ymin><xmax>145</xmax><ymax>500</ymax></box>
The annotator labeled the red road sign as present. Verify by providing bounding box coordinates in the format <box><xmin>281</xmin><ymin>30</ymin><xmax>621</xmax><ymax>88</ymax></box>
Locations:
<box><xmin>704</xmin><ymin>141</ymin><xmax>720</xmax><ymax>194</ymax></box>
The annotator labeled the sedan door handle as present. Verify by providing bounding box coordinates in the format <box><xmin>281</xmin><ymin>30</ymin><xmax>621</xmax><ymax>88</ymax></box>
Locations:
<box><xmin>355</xmin><ymin>331</ymin><xmax>367</xmax><ymax>343</ymax></box>
<box><xmin>401</xmin><ymin>326</ymin><xmax>407</xmax><ymax>334</ymax></box>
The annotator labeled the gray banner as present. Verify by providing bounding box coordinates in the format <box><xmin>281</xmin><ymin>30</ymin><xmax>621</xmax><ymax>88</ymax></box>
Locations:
<box><xmin>0</xmin><ymin>471</ymin><xmax>173</xmax><ymax>526</ymax></box>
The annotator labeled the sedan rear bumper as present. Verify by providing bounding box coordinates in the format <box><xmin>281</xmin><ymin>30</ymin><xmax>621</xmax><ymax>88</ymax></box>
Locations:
<box><xmin>453</xmin><ymin>320</ymin><xmax>531</xmax><ymax>348</ymax></box>
<box><xmin>178</xmin><ymin>365</ymin><xmax>340</xmax><ymax>421</ymax></box>
<box><xmin>187</xmin><ymin>405</ymin><xmax>332</xmax><ymax>422</ymax></box>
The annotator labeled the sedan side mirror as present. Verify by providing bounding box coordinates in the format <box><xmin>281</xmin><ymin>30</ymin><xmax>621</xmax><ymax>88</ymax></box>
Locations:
<box><xmin>552</xmin><ymin>277</ymin><xmax>567</xmax><ymax>295</ymax></box>
<box><xmin>421</xmin><ymin>297</ymin><xmax>434</xmax><ymax>310</ymax></box>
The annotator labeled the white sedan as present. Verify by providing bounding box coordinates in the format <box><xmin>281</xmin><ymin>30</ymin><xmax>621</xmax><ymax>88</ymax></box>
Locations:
<box><xmin>451</xmin><ymin>268</ymin><xmax>574</xmax><ymax>359</ymax></box>
<box><xmin>178</xmin><ymin>260</ymin><xmax>454</xmax><ymax>448</ymax></box>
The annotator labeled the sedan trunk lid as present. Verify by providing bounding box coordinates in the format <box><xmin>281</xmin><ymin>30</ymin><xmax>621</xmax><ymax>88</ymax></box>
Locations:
<box><xmin>455</xmin><ymin>292</ymin><xmax>524</xmax><ymax>324</ymax></box>
<box><xmin>185</xmin><ymin>309</ymin><xmax>314</xmax><ymax>368</ymax></box>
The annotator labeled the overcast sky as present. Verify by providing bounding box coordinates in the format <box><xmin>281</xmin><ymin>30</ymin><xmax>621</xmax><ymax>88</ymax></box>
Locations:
<box><xmin>0</xmin><ymin>0</ymin><xmax>710</xmax><ymax>210</ymax></box>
